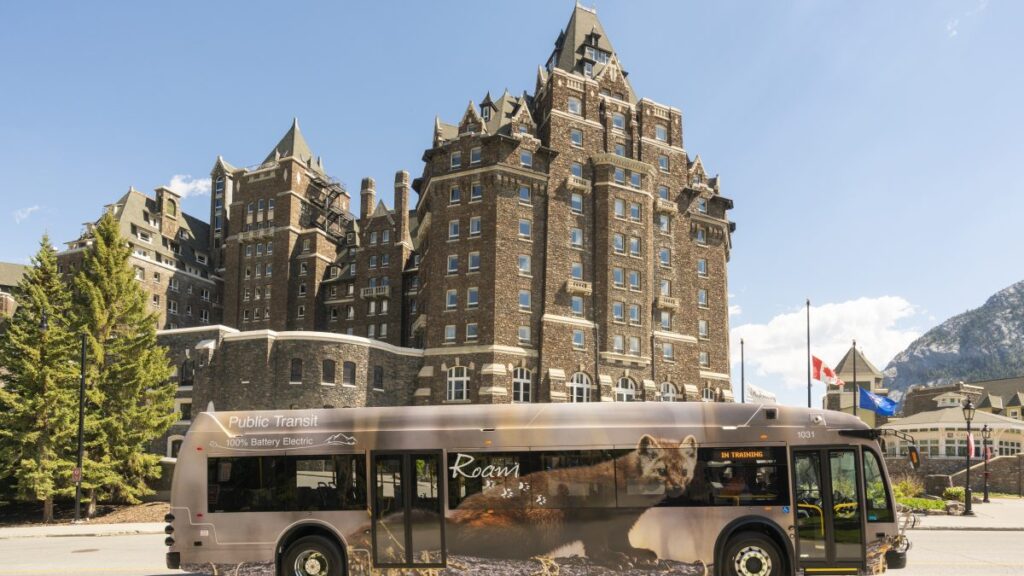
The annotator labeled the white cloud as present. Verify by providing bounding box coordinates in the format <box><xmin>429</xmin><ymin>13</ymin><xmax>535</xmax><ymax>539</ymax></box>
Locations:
<box><xmin>166</xmin><ymin>174</ymin><xmax>211</xmax><ymax>198</ymax></box>
<box><xmin>947</xmin><ymin>18</ymin><xmax>960</xmax><ymax>37</ymax></box>
<box><xmin>730</xmin><ymin>297</ymin><xmax>922</xmax><ymax>399</ymax></box>
<box><xmin>13</xmin><ymin>205</ymin><xmax>40</xmax><ymax>224</ymax></box>
<box><xmin>729</xmin><ymin>304</ymin><xmax>742</xmax><ymax>317</ymax></box>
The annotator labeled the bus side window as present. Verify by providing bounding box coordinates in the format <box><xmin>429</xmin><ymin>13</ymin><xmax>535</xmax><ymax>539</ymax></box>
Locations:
<box><xmin>862</xmin><ymin>449</ymin><xmax>894</xmax><ymax>523</ymax></box>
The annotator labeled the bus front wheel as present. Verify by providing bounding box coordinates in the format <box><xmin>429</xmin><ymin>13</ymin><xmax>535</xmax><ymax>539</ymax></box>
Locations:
<box><xmin>281</xmin><ymin>535</ymin><xmax>344</xmax><ymax>576</ymax></box>
<box><xmin>723</xmin><ymin>531</ymin><xmax>783</xmax><ymax>576</ymax></box>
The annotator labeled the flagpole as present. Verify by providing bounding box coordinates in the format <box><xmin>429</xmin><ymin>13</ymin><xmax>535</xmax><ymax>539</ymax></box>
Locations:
<box><xmin>806</xmin><ymin>299</ymin><xmax>811</xmax><ymax>408</ymax></box>
<box><xmin>853</xmin><ymin>339</ymin><xmax>858</xmax><ymax>418</ymax></box>
<box><xmin>740</xmin><ymin>338</ymin><xmax>745</xmax><ymax>403</ymax></box>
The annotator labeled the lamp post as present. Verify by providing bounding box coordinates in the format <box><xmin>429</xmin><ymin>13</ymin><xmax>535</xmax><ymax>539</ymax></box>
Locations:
<box><xmin>963</xmin><ymin>398</ymin><xmax>976</xmax><ymax>516</ymax></box>
<box><xmin>982</xmin><ymin>424</ymin><xmax>992</xmax><ymax>503</ymax></box>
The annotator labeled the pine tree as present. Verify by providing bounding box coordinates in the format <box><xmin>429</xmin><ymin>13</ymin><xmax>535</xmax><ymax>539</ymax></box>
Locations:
<box><xmin>72</xmin><ymin>212</ymin><xmax>175</xmax><ymax>512</ymax></box>
<box><xmin>0</xmin><ymin>236</ymin><xmax>80</xmax><ymax>522</ymax></box>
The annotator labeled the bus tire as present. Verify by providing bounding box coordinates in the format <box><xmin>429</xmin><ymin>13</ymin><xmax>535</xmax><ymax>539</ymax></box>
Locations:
<box><xmin>722</xmin><ymin>531</ymin><xmax>783</xmax><ymax>576</ymax></box>
<box><xmin>281</xmin><ymin>535</ymin><xmax>344</xmax><ymax>576</ymax></box>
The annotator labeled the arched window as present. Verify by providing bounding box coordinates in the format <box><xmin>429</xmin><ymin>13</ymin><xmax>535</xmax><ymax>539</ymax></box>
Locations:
<box><xmin>702</xmin><ymin>386</ymin><xmax>716</xmax><ymax>402</ymax></box>
<box><xmin>289</xmin><ymin>358</ymin><xmax>303</xmax><ymax>384</ymax></box>
<box><xmin>660</xmin><ymin>382</ymin><xmax>678</xmax><ymax>402</ymax></box>
<box><xmin>615</xmin><ymin>377</ymin><xmax>637</xmax><ymax>402</ymax></box>
<box><xmin>166</xmin><ymin>199</ymin><xmax>177</xmax><ymax>216</ymax></box>
<box><xmin>568</xmin><ymin>372</ymin><xmax>591</xmax><ymax>403</ymax></box>
<box><xmin>512</xmin><ymin>368</ymin><xmax>532</xmax><ymax>403</ymax></box>
<box><xmin>343</xmin><ymin>361</ymin><xmax>356</xmax><ymax>386</ymax></box>
<box><xmin>447</xmin><ymin>366</ymin><xmax>468</xmax><ymax>401</ymax></box>
<box><xmin>167</xmin><ymin>435</ymin><xmax>185</xmax><ymax>459</ymax></box>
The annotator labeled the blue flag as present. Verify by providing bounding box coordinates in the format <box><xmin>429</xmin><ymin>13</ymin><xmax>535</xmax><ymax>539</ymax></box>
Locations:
<box><xmin>859</xmin><ymin>386</ymin><xmax>897</xmax><ymax>416</ymax></box>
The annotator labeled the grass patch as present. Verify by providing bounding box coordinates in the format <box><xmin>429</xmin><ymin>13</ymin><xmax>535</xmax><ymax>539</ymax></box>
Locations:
<box><xmin>897</xmin><ymin>497</ymin><xmax>946</xmax><ymax>512</ymax></box>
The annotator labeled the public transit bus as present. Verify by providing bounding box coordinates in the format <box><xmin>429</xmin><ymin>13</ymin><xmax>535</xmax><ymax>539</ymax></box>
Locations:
<box><xmin>165</xmin><ymin>402</ymin><xmax>910</xmax><ymax>576</ymax></box>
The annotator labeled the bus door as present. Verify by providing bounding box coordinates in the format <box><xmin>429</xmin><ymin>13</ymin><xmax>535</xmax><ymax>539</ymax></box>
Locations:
<box><xmin>370</xmin><ymin>452</ymin><xmax>445</xmax><ymax>568</ymax></box>
<box><xmin>792</xmin><ymin>448</ymin><xmax>864</xmax><ymax>575</ymax></box>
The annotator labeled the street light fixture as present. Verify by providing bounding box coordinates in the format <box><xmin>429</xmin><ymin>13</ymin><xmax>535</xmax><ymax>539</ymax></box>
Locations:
<box><xmin>962</xmin><ymin>398</ymin><xmax>976</xmax><ymax>516</ymax></box>
<box><xmin>982</xmin><ymin>424</ymin><xmax>992</xmax><ymax>503</ymax></box>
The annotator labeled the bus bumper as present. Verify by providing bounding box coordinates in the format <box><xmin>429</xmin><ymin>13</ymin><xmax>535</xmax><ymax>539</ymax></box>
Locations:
<box><xmin>166</xmin><ymin>552</ymin><xmax>180</xmax><ymax>569</ymax></box>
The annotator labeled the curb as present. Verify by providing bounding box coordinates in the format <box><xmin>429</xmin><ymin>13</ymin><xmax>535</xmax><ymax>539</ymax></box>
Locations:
<box><xmin>0</xmin><ymin>528</ymin><xmax>164</xmax><ymax>540</ymax></box>
<box><xmin>910</xmin><ymin>526</ymin><xmax>1024</xmax><ymax>532</ymax></box>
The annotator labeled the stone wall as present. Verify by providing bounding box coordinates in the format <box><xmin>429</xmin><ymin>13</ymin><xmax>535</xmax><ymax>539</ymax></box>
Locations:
<box><xmin>887</xmin><ymin>454</ymin><xmax>1024</xmax><ymax>496</ymax></box>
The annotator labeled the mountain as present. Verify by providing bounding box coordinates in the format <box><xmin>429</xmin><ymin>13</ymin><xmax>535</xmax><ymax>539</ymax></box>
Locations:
<box><xmin>883</xmin><ymin>280</ymin><xmax>1024</xmax><ymax>402</ymax></box>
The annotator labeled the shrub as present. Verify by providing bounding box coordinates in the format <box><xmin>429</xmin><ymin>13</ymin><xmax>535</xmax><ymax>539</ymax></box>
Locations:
<box><xmin>943</xmin><ymin>486</ymin><xmax>966</xmax><ymax>502</ymax></box>
<box><xmin>891</xmin><ymin>473</ymin><xmax>925</xmax><ymax>499</ymax></box>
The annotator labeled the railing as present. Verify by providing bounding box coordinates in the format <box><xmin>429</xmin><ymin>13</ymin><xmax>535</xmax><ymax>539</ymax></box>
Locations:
<box><xmin>655</xmin><ymin>296</ymin><xmax>679</xmax><ymax>310</ymax></box>
<box><xmin>655</xmin><ymin>198</ymin><xmax>678</xmax><ymax>214</ymax></box>
<box><xmin>565</xmin><ymin>279</ymin><xmax>593</xmax><ymax>295</ymax></box>
<box><xmin>567</xmin><ymin>175</ymin><xmax>591</xmax><ymax>191</ymax></box>
<box><xmin>360</xmin><ymin>285</ymin><xmax>391</xmax><ymax>299</ymax></box>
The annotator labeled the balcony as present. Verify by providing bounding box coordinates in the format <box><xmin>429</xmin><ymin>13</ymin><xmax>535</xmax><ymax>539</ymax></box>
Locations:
<box><xmin>360</xmin><ymin>285</ymin><xmax>391</xmax><ymax>299</ymax></box>
<box><xmin>655</xmin><ymin>295</ymin><xmax>679</xmax><ymax>310</ymax></box>
<box><xmin>566</xmin><ymin>175</ymin><xmax>591</xmax><ymax>192</ymax></box>
<box><xmin>655</xmin><ymin>198</ymin><xmax>678</xmax><ymax>214</ymax></box>
<box><xmin>565</xmin><ymin>279</ymin><xmax>592</xmax><ymax>295</ymax></box>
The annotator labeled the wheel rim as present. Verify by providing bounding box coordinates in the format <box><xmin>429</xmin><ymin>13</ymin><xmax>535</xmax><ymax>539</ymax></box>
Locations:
<box><xmin>293</xmin><ymin>550</ymin><xmax>329</xmax><ymax>576</ymax></box>
<box><xmin>734</xmin><ymin>544</ymin><xmax>772</xmax><ymax>576</ymax></box>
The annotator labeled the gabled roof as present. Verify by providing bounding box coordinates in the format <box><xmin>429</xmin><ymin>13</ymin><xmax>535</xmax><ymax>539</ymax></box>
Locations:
<box><xmin>0</xmin><ymin>262</ymin><xmax>28</xmax><ymax>289</ymax></box>
<box><xmin>1005</xmin><ymin>392</ymin><xmax>1024</xmax><ymax>408</ymax></box>
<box><xmin>263</xmin><ymin>118</ymin><xmax>322</xmax><ymax>174</ymax></box>
<box><xmin>835</xmin><ymin>346</ymin><xmax>883</xmax><ymax>381</ymax></box>
<box><xmin>548</xmin><ymin>4</ymin><xmax>635</xmax><ymax>102</ymax></box>
<box><xmin>978</xmin><ymin>393</ymin><xmax>1004</xmax><ymax>410</ymax></box>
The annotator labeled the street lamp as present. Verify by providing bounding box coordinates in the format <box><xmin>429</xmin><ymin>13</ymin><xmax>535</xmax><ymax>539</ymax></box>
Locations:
<box><xmin>982</xmin><ymin>424</ymin><xmax>992</xmax><ymax>503</ymax></box>
<box><xmin>963</xmin><ymin>398</ymin><xmax>976</xmax><ymax>516</ymax></box>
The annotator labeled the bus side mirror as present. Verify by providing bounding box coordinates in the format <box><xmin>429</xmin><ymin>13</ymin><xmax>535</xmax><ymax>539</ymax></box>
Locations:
<box><xmin>907</xmin><ymin>446</ymin><xmax>921</xmax><ymax>470</ymax></box>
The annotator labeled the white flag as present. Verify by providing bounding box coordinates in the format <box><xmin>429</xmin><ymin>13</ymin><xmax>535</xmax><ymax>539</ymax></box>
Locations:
<box><xmin>746</xmin><ymin>382</ymin><xmax>777</xmax><ymax>404</ymax></box>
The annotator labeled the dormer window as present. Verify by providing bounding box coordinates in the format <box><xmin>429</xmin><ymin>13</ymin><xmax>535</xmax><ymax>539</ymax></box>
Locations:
<box><xmin>583</xmin><ymin>62</ymin><xmax>593</xmax><ymax>78</ymax></box>
<box><xmin>698</xmin><ymin>198</ymin><xmax>708</xmax><ymax>214</ymax></box>
<box><xmin>481</xmin><ymin>106</ymin><xmax>491</xmax><ymax>121</ymax></box>
<box><xmin>520</xmin><ymin>150</ymin><xmax>533</xmax><ymax>168</ymax></box>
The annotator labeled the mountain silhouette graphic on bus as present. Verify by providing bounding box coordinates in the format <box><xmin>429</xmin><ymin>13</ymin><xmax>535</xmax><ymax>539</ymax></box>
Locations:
<box><xmin>325</xmin><ymin>433</ymin><xmax>357</xmax><ymax>446</ymax></box>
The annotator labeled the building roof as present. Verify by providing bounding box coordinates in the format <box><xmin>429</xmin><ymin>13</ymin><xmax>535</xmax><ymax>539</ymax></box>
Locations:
<box><xmin>548</xmin><ymin>4</ymin><xmax>636</xmax><ymax>102</ymax></box>
<box><xmin>0</xmin><ymin>262</ymin><xmax>28</xmax><ymax>289</ymax></box>
<box><xmin>978</xmin><ymin>393</ymin><xmax>1004</xmax><ymax>410</ymax></box>
<box><xmin>835</xmin><ymin>346</ymin><xmax>883</xmax><ymax>381</ymax></box>
<box><xmin>970</xmin><ymin>376</ymin><xmax>1024</xmax><ymax>405</ymax></box>
<box><xmin>262</xmin><ymin>118</ymin><xmax>323</xmax><ymax>174</ymax></box>
<box><xmin>882</xmin><ymin>406</ymin><xmax>1024</xmax><ymax>429</ymax></box>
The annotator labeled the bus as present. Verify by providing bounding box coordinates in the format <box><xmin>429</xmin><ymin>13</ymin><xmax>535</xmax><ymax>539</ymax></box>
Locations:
<box><xmin>165</xmin><ymin>402</ymin><xmax>910</xmax><ymax>576</ymax></box>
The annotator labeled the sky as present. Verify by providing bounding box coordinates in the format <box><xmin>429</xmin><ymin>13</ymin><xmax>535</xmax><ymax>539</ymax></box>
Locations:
<box><xmin>1</xmin><ymin>1</ymin><xmax>1021</xmax><ymax>406</ymax></box>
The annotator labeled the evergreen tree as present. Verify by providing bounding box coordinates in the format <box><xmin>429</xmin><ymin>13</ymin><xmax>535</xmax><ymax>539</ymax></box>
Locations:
<box><xmin>72</xmin><ymin>212</ymin><xmax>175</xmax><ymax>512</ymax></box>
<box><xmin>0</xmin><ymin>236</ymin><xmax>80</xmax><ymax>522</ymax></box>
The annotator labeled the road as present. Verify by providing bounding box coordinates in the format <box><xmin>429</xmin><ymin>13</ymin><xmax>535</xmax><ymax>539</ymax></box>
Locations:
<box><xmin>0</xmin><ymin>530</ymin><xmax>1021</xmax><ymax>576</ymax></box>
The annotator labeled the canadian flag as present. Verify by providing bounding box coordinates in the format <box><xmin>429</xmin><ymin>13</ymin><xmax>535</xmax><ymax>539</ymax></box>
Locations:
<box><xmin>812</xmin><ymin>356</ymin><xmax>840</xmax><ymax>387</ymax></box>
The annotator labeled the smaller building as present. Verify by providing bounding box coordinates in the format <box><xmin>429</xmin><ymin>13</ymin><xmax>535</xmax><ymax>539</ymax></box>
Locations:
<box><xmin>901</xmin><ymin>376</ymin><xmax>1024</xmax><ymax>420</ymax></box>
<box><xmin>881</xmin><ymin>406</ymin><xmax>1024</xmax><ymax>460</ymax></box>
<box><xmin>0</xmin><ymin>262</ymin><xmax>27</xmax><ymax>320</ymax></box>
<box><xmin>823</xmin><ymin>345</ymin><xmax>890</xmax><ymax>427</ymax></box>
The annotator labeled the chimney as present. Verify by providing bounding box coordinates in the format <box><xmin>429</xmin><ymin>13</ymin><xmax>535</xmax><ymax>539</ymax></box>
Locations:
<box><xmin>360</xmin><ymin>177</ymin><xmax>375</xmax><ymax>220</ymax></box>
<box><xmin>395</xmin><ymin>170</ymin><xmax>411</xmax><ymax>245</ymax></box>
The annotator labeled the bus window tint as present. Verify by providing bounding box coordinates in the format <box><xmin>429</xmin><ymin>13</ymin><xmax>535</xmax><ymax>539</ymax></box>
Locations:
<box><xmin>690</xmin><ymin>447</ymin><xmax>789</xmax><ymax>507</ymax></box>
<box><xmin>207</xmin><ymin>455</ymin><xmax>366</xmax><ymax>513</ymax></box>
<box><xmin>863</xmin><ymin>449</ymin><xmax>894</xmax><ymax>523</ymax></box>
<box><xmin>539</xmin><ymin>450</ymin><xmax>619</xmax><ymax>508</ymax></box>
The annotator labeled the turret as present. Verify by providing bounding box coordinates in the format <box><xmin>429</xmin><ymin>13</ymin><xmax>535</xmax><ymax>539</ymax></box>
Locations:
<box><xmin>360</xmin><ymin>177</ymin><xmax>376</xmax><ymax>220</ymax></box>
<box><xmin>394</xmin><ymin>170</ymin><xmax>411</xmax><ymax>245</ymax></box>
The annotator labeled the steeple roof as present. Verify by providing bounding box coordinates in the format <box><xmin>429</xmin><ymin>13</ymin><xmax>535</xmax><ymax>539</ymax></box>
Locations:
<box><xmin>548</xmin><ymin>4</ymin><xmax>635</xmax><ymax>101</ymax></box>
<box><xmin>263</xmin><ymin>118</ymin><xmax>321</xmax><ymax>173</ymax></box>
<box><xmin>835</xmin><ymin>346</ymin><xmax>883</xmax><ymax>382</ymax></box>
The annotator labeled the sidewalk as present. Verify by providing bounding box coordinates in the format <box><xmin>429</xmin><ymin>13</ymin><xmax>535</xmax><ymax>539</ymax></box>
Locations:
<box><xmin>0</xmin><ymin>521</ymin><xmax>164</xmax><ymax>540</ymax></box>
<box><xmin>911</xmin><ymin>497</ymin><xmax>1024</xmax><ymax>531</ymax></box>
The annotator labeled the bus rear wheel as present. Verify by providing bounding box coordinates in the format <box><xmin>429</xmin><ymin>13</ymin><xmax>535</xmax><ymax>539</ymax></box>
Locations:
<box><xmin>282</xmin><ymin>535</ymin><xmax>344</xmax><ymax>576</ymax></box>
<box><xmin>723</xmin><ymin>531</ymin><xmax>783</xmax><ymax>576</ymax></box>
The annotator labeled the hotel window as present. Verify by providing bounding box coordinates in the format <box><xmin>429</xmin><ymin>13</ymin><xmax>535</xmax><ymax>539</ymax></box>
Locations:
<box><xmin>613</xmin><ymin>234</ymin><xmax>625</xmax><ymax>254</ymax></box>
<box><xmin>450</xmin><ymin>186</ymin><xmax>461</xmax><ymax>204</ymax></box>
<box><xmin>628</xmin><ymin>270</ymin><xmax>641</xmax><ymax>291</ymax></box>
<box><xmin>264</xmin><ymin>286</ymin><xmax>271</xmax><ymax>299</ymax></box>
<box><xmin>697</xmin><ymin>258</ymin><xmax>708</xmax><ymax>277</ymax></box>
<box><xmin>470</xmin><ymin>146</ymin><xmax>481</xmax><ymax>165</ymax></box>
<box><xmin>698</xmin><ymin>289</ymin><xmax>708</xmax><ymax>308</ymax></box>
<box><xmin>660</xmin><ymin>310</ymin><xmax>672</xmax><ymax>330</ymax></box>
<box><xmin>265</xmin><ymin>263</ymin><xmax>272</xmax><ymax>277</ymax></box>
<box><xmin>613</xmin><ymin>267</ymin><xmax>624</xmax><ymax>288</ymax></box>
<box><xmin>322</xmin><ymin>360</ymin><xmax>336</xmax><ymax>385</ymax></box>
<box><xmin>626</xmin><ymin>303</ymin><xmax>640</xmax><ymax>325</ymax></box>
<box><xmin>569</xmin><ymin>372</ymin><xmax>591</xmax><ymax>403</ymax></box>
<box><xmin>302</xmin><ymin>238</ymin><xmax>311</xmax><ymax>253</ymax></box>
<box><xmin>658</xmin><ymin>155</ymin><xmax>669</xmax><ymax>172</ymax></box>
<box><xmin>616</xmin><ymin>378</ymin><xmax>637</xmax><ymax>402</ymax></box>
<box><xmin>381</xmin><ymin>254</ymin><xmax>390</xmax><ymax>267</ymax></box>
<box><xmin>245</xmin><ymin>245</ymin><xmax>252</xmax><ymax>258</ymax></box>
<box><xmin>658</xmin><ymin>185</ymin><xmax>670</xmax><ymax>200</ymax></box>
<box><xmin>657</xmin><ymin>214</ymin><xmax>671</xmax><ymax>233</ymax></box>
<box><xmin>369</xmin><ymin>255</ymin><xmax>377</xmax><ymax>269</ymax></box>
<box><xmin>584</xmin><ymin>61</ymin><xmax>593</xmax><ymax>77</ymax></box>
<box><xmin>663</xmin><ymin>342</ymin><xmax>674</xmax><ymax>360</ymax></box>
<box><xmin>571</xmin><ymin>296</ymin><xmax>584</xmax><ymax>317</ymax></box>
<box><xmin>447</xmin><ymin>255</ymin><xmax>458</xmax><ymax>274</ymax></box>
<box><xmin>512</xmin><ymin>368</ymin><xmax>532</xmax><ymax>403</ymax></box>
<box><xmin>518</xmin><ymin>219</ymin><xmax>532</xmax><ymax>240</ymax></box>
<box><xmin>570</xmin><ymin>227</ymin><xmax>584</xmax><ymax>249</ymax></box>
<box><xmin>342</xmin><ymin>362</ymin><xmax>356</xmax><ymax>386</ymax></box>
<box><xmin>444</xmin><ymin>325</ymin><xmax>456</xmax><ymax>343</ymax></box>
<box><xmin>466</xmin><ymin>323</ymin><xmax>478</xmax><ymax>341</ymax></box>
<box><xmin>570</xmin><ymin>129</ymin><xmax>583</xmax><ymax>147</ymax></box>
<box><xmin>518</xmin><ymin>290</ymin><xmax>531</xmax><ymax>311</ymax></box>
<box><xmin>570</xmin><ymin>193</ymin><xmax>583</xmax><ymax>214</ymax></box>
<box><xmin>297</xmin><ymin>305</ymin><xmax>305</xmax><ymax>318</ymax></box>
<box><xmin>381</xmin><ymin>229</ymin><xmax>390</xmax><ymax>244</ymax></box>
<box><xmin>266</xmin><ymin>240</ymin><xmax>273</xmax><ymax>254</ymax></box>
<box><xmin>699</xmin><ymin>352</ymin><xmax>710</xmax><ymax>368</ymax></box>
<box><xmin>659</xmin><ymin>247</ymin><xmax>671</xmax><ymax>267</ymax></box>
<box><xmin>470</xmin><ymin>183</ymin><xmax>482</xmax><ymax>201</ymax></box>
<box><xmin>612</xmin><ymin>113</ymin><xmax>625</xmax><ymax>130</ymax></box>
<box><xmin>468</xmin><ymin>251</ymin><xmax>480</xmax><ymax>272</ymax></box>
<box><xmin>519</xmin><ymin>184</ymin><xmax>532</xmax><ymax>204</ymax></box>
<box><xmin>298</xmin><ymin>283</ymin><xmax>307</xmax><ymax>296</ymax></box>
<box><xmin>170</xmin><ymin>278</ymin><xmax>179</xmax><ymax>292</ymax></box>
<box><xmin>380</xmin><ymin>299</ymin><xmax>389</xmax><ymax>314</ymax></box>
<box><xmin>629</xmin><ymin>236</ymin><xmax>641</xmax><ymax>257</ymax></box>
<box><xmin>517</xmin><ymin>254</ymin><xmax>531</xmax><ymax>275</ymax></box>
<box><xmin>446</xmin><ymin>289</ymin><xmax>458</xmax><ymax>310</ymax></box>
<box><xmin>698</xmin><ymin>198</ymin><xmax>708</xmax><ymax>213</ymax></box>
<box><xmin>379</xmin><ymin>323</ymin><xmax>388</xmax><ymax>338</ymax></box>
<box><xmin>200</xmin><ymin>309</ymin><xmax>210</xmax><ymax>323</ymax></box>
<box><xmin>570</xmin><ymin>261</ymin><xmax>583</xmax><ymax>280</ymax></box>
<box><xmin>330</xmin><ymin>307</ymin><xmax>338</xmax><ymax>321</ymax></box>
<box><xmin>256</xmin><ymin>243</ymin><xmax>264</xmax><ymax>257</ymax></box>
<box><xmin>612</xmin><ymin>301</ymin><xmax>624</xmax><ymax>321</ymax></box>
<box><xmin>152</xmin><ymin>294</ymin><xmax>160</xmax><ymax>307</ymax></box>
<box><xmin>289</xmin><ymin>358</ymin><xmax>303</xmax><ymax>383</ymax></box>
<box><xmin>368</xmin><ymin>324</ymin><xmax>375</xmax><ymax>338</ymax></box>
<box><xmin>244</xmin><ymin>288</ymin><xmax>251</xmax><ymax>301</ymax></box>
<box><xmin>630</xmin><ymin>172</ymin><xmax>641</xmax><ymax>189</ymax></box>
<box><xmin>613</xmin><ymin>335</ymin><xmax>624</xmax><ymax>354</ymax></box>
<box><xmin>567</xmin><ymin>96</ymin><xmax>582</xmax><ymax>115</ymax></box>
<box><xmin>368</xmin><ymin>299</ymin><xmax>378</xmax><ymax>315</ymax></box>
<box><xmin>572</xmin><ymin>329</ymin><xmax>585</xmax><ymax>349</ymax></box>
<box><xmin>696</xmin><ymin>228</ymin><xmax>708</xmax><ymax>246</ymax></box>
<box><xmin>614</xmin><ymin>143</ymin><xmax>625</xmax><ymax>157</ymax></box>
<box><xmin>614</xmin><ymin>168</ymin><xmax>625</xmax><ymax>184</ymax></box>
<box><xmin>300</xmin><ymin>262</ymin><xmax>308</xmax><ymax>276</ymax></box>
<box><xmin>346</xmin><ymin>305</ymin><xmax>354</xmax><ymax>319</ymax></box>
<box><xmin>614</xmin><ymin>198</ymin><xmax>625</xmax><ymax>218</ymax></box>
<box><xmin>628</xmin><ymin>336</ymin><xmax>640</xmax><ymax>356</ymax></box>
<box><xmin>571</xmin><ymin>162</ymin><xmax>584</xmax><ymax>177</ymax></box>
<box><xmin>629</xmin><ymin>202</ymin><xmax>641</xmax><ymax>221</ymax></box>
<box><xmin>448</xmin><ymin>219</ymin><xmax>460</xmax><ymax>240</ymax></box>
<box><xmin>520</xmin><ymin>150</ymin><xmax>533</xmax><ymax>167</ymax></box>
<box><xmin>518</xmin><ymin>325</ymin><xmax>530</xmax><ymax>345</ymax></box>
<box><xmin>247</xmin><ymin>202</ymin><xmax>254</xmax><ymax>214</ymax></box>
<box><xmin>215</xmin><ymin>176</ymin><xmax>224</xmax><ymax>194</ymax></box>
<box><xmin>467</xmin><ymin>287</ymin><xmax>479</xmax><ymax>308</ymax></box>
<box><xmin>450</xmin><ymin>150</ymin><xmax>462</xmax><ymax>169</ymax></box>
<box><xmin>655</xmin><ymin>124</ymin><xmax>668</xmax><ymax>142</ymax></box>
<box><xmin>699</xmin><ymin>319</ymin><xmax>709</xmax><ymax>339</ymax></box>
<box><xmin>470</xmin><ymin>216</ymin><xmax>481</xmax><ymax>237</ymax></box>
<box><xmin>243</xmin><ymin>310</ymin><xmax>250</xmax><ymax>322</ymax></box>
